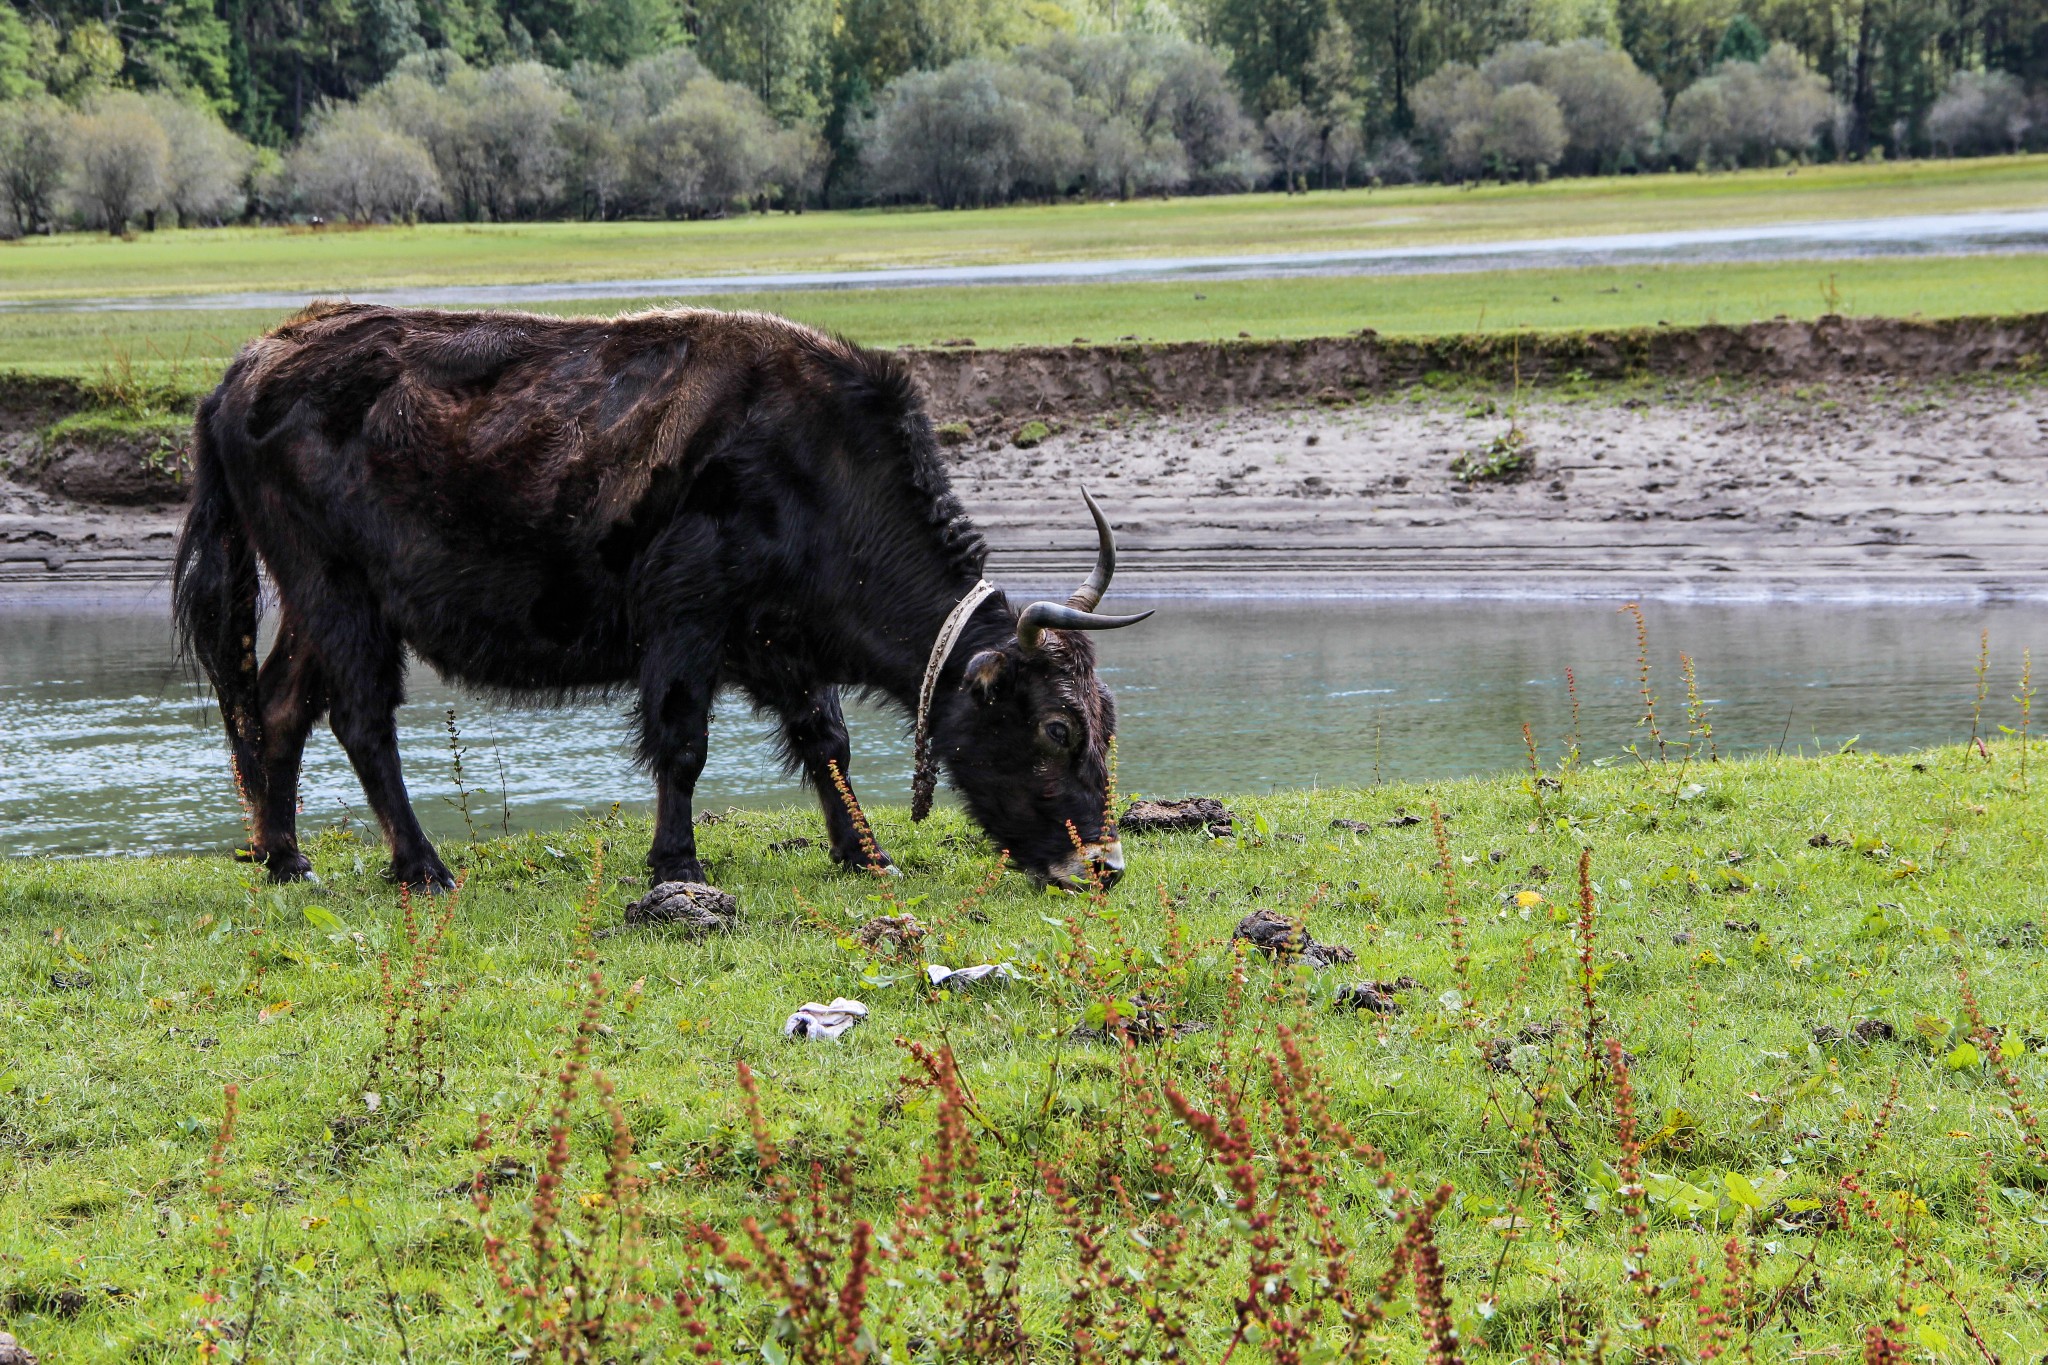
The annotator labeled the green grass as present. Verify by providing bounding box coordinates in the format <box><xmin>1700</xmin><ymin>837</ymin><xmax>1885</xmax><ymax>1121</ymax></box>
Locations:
<box><xmin>4</xmin><ymin>157</ymin><xmax>2045</xmax><ymax>304</ymax></box>
<box><xmin>5</xmin><ymin>253</ymin><xmax>2046</xmax><ymax>384</ymax></box>
<box><xmin>3</xmin><ymin>739</ymin><xmax>2045</xmax><ymax>1361</ymax></box>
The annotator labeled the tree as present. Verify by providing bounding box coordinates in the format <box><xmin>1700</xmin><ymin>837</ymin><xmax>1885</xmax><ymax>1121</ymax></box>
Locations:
<box><xmin>67</xmin><ymin>92</ymin><xmax>170</xmax><ymax>233</ymax></box>
<box><xmin>50</xmin><ymin>20</ymin><xmax>124</xmax><ymax>101</ymax></box>
<box><xmin>1411</xmin><ymin>60</ymin><xmax>1494</xmax><ymax>176</ymax></box>
<box><xmin>1925</xmin><ymin>69</ymin><xmax>2027</xmax><ymax>152</ymax></box>
<box><xmin>858</xmin><ymin>58</ymin><xmax>1083</xmax><ymax>207</ymax></box>
<box><xmin>363</xmin><ymin>55</ymin><xmax>570</xmax><ymax>219</ymax></box>
<box><xmin>1304</xmin><ymin>2</ymin><xmax>1367</xmax><ymax>186</ymax></box>
<box><xmin>692</xmin><ymin>0</ymin><xmax>833</xmax><ymax>119</ymax></box>
<box><xmin>1262</xmin><ymin>102</ymin><xmax>1319</xmax><ymax>188</ymax></box>
<box><xmin>1151</xmin><ymin>42</ymin><xmax>1263</xmax><ymax>189</ymax></box>
<box><xmin>633</xmin><ymin>77</ymin><xmax>781</xmax><ymax>215</ymax></box>
<box><xmin>1667</xmin><ymin>42</ymin><xmax>1832</xmax><ymax>165</ymax></box>
<box><xmin>292</xmin><ymin>106</ymin><xmax>444</xmax><ymax>220</ymax></box>
<box><xmin>1483</xmin><ymin>40</ymin><xmax>1661</xmax><ymax>172</ymax></box>
<box><xmin>1714</xmin><ymin>14</ymin><xmax>1768</xmax><ymax>65</ymax></box>
<box><xmin>0</xmin><ymin>98</ymin><xmax>69</xmax><ymax>235</ymax></box>
<box><xmin>142</xmin><ymin>93</ymin><xmax>255</xmax><ymax>224</ymax></box>
<box><xmin>0</xmin><ymin>5</ymin><xmax>49</xmax><ymax>100</ymax></box>
<box><xmin>1483</xmin><ymin>80</ymin><xmax>1567</xmax><ymax>175</ymax></box>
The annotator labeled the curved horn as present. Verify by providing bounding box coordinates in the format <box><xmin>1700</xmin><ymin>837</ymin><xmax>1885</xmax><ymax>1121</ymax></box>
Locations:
<box><xmin>1017</xmin><ymin>601</ymin><xmax>1155</xmax><ymax>656</ymax></box>
<box><xmin>1068</xmin><ymin>486</ymin><xmax>1116</xmax><ymax>611</ymax></box>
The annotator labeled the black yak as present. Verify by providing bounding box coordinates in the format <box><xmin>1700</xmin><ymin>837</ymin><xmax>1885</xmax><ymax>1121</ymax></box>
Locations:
<box><xmin>173</xmin><ymin>303</ymin><xmax>1150</xmax><ymax>891</ymax></box>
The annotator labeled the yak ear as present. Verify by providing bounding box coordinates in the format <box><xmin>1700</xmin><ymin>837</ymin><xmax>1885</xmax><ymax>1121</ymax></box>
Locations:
<box><xmin>960</xmin><ymin>649</ymin><xmax>1009</xmax><ymax>701</ymax></box>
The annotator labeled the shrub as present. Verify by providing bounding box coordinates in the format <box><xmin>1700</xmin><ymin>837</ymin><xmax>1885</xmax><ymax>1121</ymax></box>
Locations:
<box><xmin>65</xmin><ymin>90</ymin><xmax>168</xmax><ymax>233</ymax></box>
<box><xmin>1925</xmin><ymin>70</ymin><xmax>2028</xmax><ymax>155</ymax></box>
<box><xmin>1263</xmin><ymin>103</ymin><xmax>1319</xmax><ymax>191</ymax></box>
<box><xmin>1666</xmin><ymin>43</ymin><xmax>1832</xmax><ymax>168</ymax></box>
<box><xmin>858</xmin><ymin>58</ymin><xmax>1083</xmax><ymax>207</ymax></box>
<box><xmin>0</xmin><ymin>96</ymin><xmax>67</xmax><ymax>235</ymax></box>
<box><xmin>293</xmin><ymin>106</ymin><xmax>444</xmax><ymax>223</ymax></box>
<box><xmin>634</xmin><ymin>77</ymin><xmax>783</xmax><ymax>216</ymax></box>
<box><xmin>1485</xmin><ymin>81</ymin><xmax>1568</xmax><ymax>178</ymax></box>
<box><xmin>1483</xmin><ymin>39</ymin><xmax>1661</xmax><ymax>173</ymax></box>
<box><xmin>1412</xmin><ymin>62</ymin><xmax>1495</xmax><ymax>178</ymax></box>
<box><xmin>140</xmin><ymin>91</ymin><xmax>251</xmax><ymax>225</ymax></box>
<box><xmin>363</xmin><ymin>54</ymin><xmax>569</xmax><ymax>220</ymax></box>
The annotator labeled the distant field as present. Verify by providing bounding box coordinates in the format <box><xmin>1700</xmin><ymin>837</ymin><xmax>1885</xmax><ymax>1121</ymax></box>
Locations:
<box><xmin>1</xmin><ymin>156</ymin><xmax>2044</xmax><ymax>304</ymax></box>
<box><xmin>3</xmin><ymin>253</ymin><xmax>2045</xmax><ymax>383</ymax></box>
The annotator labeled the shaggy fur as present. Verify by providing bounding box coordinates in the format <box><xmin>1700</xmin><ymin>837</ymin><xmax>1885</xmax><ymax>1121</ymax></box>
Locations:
<box><xmin>173</xmin><ymin>303</ymin><xmax>1128</xmax><ymax>888</ymax></box>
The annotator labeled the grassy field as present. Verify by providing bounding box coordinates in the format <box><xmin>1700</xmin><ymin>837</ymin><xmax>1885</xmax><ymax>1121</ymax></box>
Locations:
<box><xmin>4</xmin><ymin>157</ymin><xmax>2045</xmax><ymax>304</ymax></box>
<box><xmin>8</xmin><ymin>253</ymin><xmax>2048</xmax><ymax>385</ymax></box>
<box><xmin>3</xmin><ymin>731</ymin><xmax>2045</xmax><ymax>1361</ymax></box>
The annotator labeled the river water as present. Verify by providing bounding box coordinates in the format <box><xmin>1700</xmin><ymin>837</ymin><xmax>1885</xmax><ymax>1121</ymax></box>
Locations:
<box><xmin>2</xmin><ymin>599</ymin><xmax>2041</xmax><ymax>859</ymax></box>
<box><xmin>11</xmin><ymin>208</ymin><xmax>2048</xmax><ymax>313</ymax></box>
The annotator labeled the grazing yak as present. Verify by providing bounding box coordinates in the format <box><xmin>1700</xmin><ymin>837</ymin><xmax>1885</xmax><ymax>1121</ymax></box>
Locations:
<box><xmin>174</xmin><ymin>303</ymin><xmax>1151</xmax><ymax>892</ymax></box>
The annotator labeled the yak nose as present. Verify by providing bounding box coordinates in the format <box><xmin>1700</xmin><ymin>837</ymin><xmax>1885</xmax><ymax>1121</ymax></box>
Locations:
<box><xmin>1050</xmin><ymin>839</ymin><xmax>1125</xmax><ymax>892</ymax></box>
<box><xmin>1092</xmin><ymin>839</ymin><xmax>1126</xmax><ymax>890</ymax></box>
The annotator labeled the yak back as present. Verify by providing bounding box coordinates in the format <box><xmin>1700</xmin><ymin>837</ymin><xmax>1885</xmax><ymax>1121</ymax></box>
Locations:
<box><xmin>207</xmin><ymin>302</ymin><xmax>981</xmax><ymax>693</ymax></box>
<box><xmin>227</xmin><ymin>301</ymin><xmax>916</xmax><ymax>542</ymax></box>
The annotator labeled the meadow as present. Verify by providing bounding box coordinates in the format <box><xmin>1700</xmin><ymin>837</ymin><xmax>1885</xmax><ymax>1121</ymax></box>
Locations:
<box><xmin>7</xmin><ymin>254</ymin><xmax>2048</xmax><ymax>387</ymax></box>
<box><xmin>6</xmin><ymin>157</ymin><xmax>2046</xmax><ymax>304</ymax></box>
<box><xmin>2</xmin><ymin>702</ymin><xmax>2044</xmax><ymax>1360</ymax></box>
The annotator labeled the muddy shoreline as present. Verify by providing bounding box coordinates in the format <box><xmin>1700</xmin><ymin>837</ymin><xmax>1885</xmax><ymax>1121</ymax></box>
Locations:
<box><xmin>4</xmin><ymin>314</ymin><xmax>2045</xmax><ymax>602</ymax></box>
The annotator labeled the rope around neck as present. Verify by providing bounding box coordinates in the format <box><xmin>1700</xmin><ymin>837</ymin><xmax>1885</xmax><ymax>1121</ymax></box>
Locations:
<box><xmin>911</xmin><ymin>579</ymin><xmax>998</xmax><ymax>821</ymax></box>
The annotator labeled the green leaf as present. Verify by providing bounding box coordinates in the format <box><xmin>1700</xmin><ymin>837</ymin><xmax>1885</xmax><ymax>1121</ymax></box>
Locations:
<box><xmin>2001</xmin><ymin>1033</ymin><xmax>2026</xmax><ymax>1062</ymax></box>
<box><xmin>1723</xmin><ymin>1171</ymin><xmax>1762</xmax><ymax>1209</ymax></box>
<box><xmin>302</xmin><ymin>905</ymin><xmax>346</xmax><ymax>933</ymax></box>
<box><xmin>1945</xmin><ymin>1042</ymin><xmax>1981</xmax><ymax>1071</ymax></box>
<box><xmin>1253</xmin><ymin>813</ymin><xmax>1272</xmax><ymax>838</ymax></box>
<box><xmin>1914</xmin><ymin>1325</ymin><xmax>1951</xmax><ymax>1355</ymax></box>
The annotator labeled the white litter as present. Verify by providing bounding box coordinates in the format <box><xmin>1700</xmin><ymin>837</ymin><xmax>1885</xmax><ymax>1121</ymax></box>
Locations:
<box><xmin>783</xmin><ymin>997</ymin><xmax>869</xmax><ymax>1040</ymax></box>
<box><xmin>925</xmin><ymin>962</ymin><xmax>1022</xmax><ymax>989</ymax></box>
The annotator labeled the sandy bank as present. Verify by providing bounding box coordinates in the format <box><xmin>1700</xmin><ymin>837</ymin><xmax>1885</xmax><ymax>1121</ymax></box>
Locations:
<box><xmin>3</xmin><ymin>314</ymin><xmax>2044</xmax><ymax>603</ymax></box>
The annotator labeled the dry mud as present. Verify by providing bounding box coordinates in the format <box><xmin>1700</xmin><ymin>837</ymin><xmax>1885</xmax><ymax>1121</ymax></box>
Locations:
<box><xmin>950</xmin><ymin>378</ymin><xmax>2048</xmax><ymax>600</ymax></box>
<box><xmin>3</xmin><ymin>314</ymin><xmax>2045</xmax><ymax>602</ymax></box>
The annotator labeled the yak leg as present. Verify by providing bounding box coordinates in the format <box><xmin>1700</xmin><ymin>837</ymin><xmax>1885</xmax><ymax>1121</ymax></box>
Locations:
<box><xmin>774</xmin><ymin>686</ymin><xmax>892</xmax><ymax>872</ymax></box>
<box><xmin>639</xmin><ymin>634</ymin><xmax>722</xmax><ymax>886</ymax></box>
<box><xmin>321</xmin><ymin>597</ymin><xmax>452</xmax><ymax>890</ymax></box>
<box><xmin>250</xmin><ymin>608</ymin><xmax>329</xmax><ymax>882</ymax></box>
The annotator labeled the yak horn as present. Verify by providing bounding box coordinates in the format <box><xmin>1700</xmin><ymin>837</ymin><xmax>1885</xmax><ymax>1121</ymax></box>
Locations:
<box><xmin>1016</xmin><ymin>488</ymin><xmax>1151</xmax><ymax>654</ymax></box>
<box><xmin>1069</xmin><ymin>486</ymin><xmax>1116</xmax><ymax>611</ymax></box>
<box><xmin>1017</xmin><ymin>601</ymin><xmax>1154</xmax><ymax>655</ymax></box>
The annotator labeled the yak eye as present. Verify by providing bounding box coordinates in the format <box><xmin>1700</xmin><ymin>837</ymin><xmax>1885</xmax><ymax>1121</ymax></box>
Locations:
<box><xmin>1042</xmin><ymin>718</ymin><xmax>1072</xmax><ymax>748</ymax></box>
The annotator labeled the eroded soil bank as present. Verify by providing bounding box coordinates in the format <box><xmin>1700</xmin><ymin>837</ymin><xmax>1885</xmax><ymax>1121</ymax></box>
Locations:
<box><xmin>3</xmin><ymin>314</ymin><xmax>2044</xmax><ymax>599</ymax></box>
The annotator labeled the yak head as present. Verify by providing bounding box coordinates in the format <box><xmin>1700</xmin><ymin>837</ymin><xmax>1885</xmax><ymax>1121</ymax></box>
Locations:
<box><xmin>929</xmin><ymin>490</ymin><xmax>1151</xmax><ymax>892</ymax></box>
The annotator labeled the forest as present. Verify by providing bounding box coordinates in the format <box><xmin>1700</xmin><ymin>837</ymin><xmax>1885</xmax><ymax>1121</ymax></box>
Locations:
<box><xmin>1</xmin><ymin>0</ymin><xmax>2045</xmax><ymax>228</ymax></box>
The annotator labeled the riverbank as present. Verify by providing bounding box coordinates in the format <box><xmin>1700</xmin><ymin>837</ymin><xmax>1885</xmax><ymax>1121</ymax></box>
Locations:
<box><xmin>8</xmin><ymin>318</ymin><xmax>2045</xmax><ymax>600</ymax></box>
<box><xmin>1</xmin><ymin>743</ymin><xmax>2041</xmax><ymax>1361</ymax></box>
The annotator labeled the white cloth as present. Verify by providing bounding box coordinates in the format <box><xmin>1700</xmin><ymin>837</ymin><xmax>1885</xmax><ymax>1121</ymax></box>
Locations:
<box><xmin>925</xmin><ymin>962</ymin><xmax>1022</xmax><ymax>989</ymax></box>
<box><xmin>783</xmin><ymin>997</ymin><xmax>869</xmax><ymax>1040</ymax></box>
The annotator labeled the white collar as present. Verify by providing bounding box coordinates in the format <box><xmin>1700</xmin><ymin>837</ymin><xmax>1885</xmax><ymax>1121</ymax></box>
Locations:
<box><xmin>910</xmin><ymin>579</ymin><xmax>998</xmax><ymax>821</ymax></box>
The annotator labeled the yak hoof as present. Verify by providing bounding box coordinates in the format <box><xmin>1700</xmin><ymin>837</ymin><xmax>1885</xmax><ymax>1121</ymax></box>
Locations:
<box><xmin>650</xmin><ymin>858</ymin><xmax>710</xmax><ymax>886</ymax></box>
<box><xmin>264</xmin><ymin>849</ymin><xmax>314</xmax><ymax>883</ymax></box>
<box><xmin>836</xmin><ymin>848</ymin><xmax>899</xmax><ymax>877</ymax></box>
<box><xmin>389</xmin><ymin>857</ymin><xmax>456</xmax><ymax>892</ymax></box>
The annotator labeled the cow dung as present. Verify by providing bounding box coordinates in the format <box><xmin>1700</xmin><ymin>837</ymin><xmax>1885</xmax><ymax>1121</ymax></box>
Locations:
<box><xmin>1233</xmin><ymin>908</ymin><xmax>1354</xmax><ymax>967</ymax></box>
<box><xmin>624</xmin><ymin>882</ymin><xmax>738</xmax><ymax>935</ymax></box>
<box><xmin>0</xmin><ymin>1332</ymin><xmax>38</xmax><ymax>1365</ymax></box>
<box><xmin>1121</xmin><ymin>796</ymin><xmax>1235</xmax><ymax>835</ymax></box>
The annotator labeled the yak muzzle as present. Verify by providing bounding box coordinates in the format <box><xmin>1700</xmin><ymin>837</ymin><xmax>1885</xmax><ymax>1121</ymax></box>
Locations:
<box><xmin>1046</xmin><ymin>839</ymin><xmax>1126</xmax><ymax>893</ymax></box>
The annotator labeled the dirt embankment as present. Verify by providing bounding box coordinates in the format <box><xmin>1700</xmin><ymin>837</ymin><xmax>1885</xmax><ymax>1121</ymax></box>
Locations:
<box><xmin>0</xmin><ymin>374</ymin><xmax>189</xmax><ymax>507</ymax></box>
<box><xmin>4</xmin><ymin>312</ymin><xmax>2045</xmax><ymax>598</ymax></box>
<box><xmin>905</xmin><ymin>312</ymin><xmax>2048</xmax><ymax>419</ymax></box>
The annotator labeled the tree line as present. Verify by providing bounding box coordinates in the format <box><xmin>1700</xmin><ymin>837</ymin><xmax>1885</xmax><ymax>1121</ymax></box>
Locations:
<box><xmin>2</xmin><ymin>0</ymin><xmax>2045</xmax><ymax>232</ymax></box>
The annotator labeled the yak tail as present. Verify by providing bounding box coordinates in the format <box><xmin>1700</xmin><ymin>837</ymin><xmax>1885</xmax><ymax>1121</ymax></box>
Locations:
<box><xmin>172</xmin><ymin>393</ymin><xmax>264</xmax><ymax>808</ymax></box>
